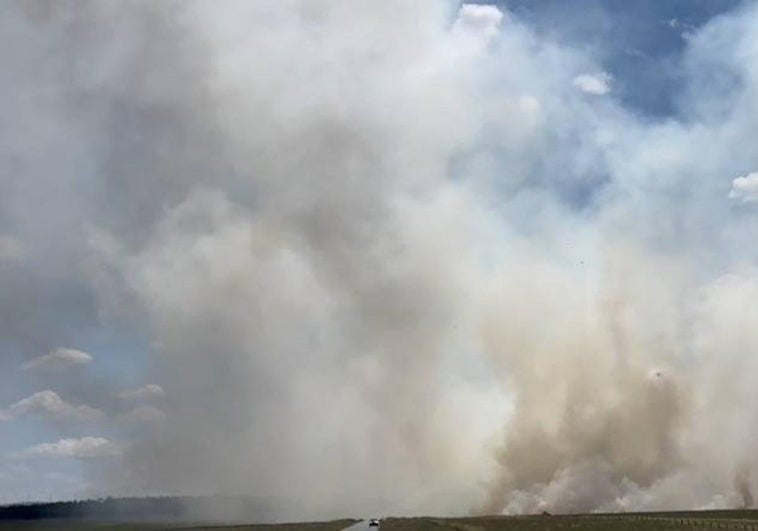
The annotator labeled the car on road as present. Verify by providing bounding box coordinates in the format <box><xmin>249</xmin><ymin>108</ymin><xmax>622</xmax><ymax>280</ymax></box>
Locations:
<box><xmin>369</xmin><ymin>518</ymin><xmax>380</xmax><ymax>527</ymax></box>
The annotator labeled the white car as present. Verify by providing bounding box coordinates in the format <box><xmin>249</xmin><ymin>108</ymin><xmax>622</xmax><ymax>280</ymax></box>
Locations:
<box><xmin>369</xmin><ymin>518</ymin><xmax>380</xmax><ymax>527</ymax></box>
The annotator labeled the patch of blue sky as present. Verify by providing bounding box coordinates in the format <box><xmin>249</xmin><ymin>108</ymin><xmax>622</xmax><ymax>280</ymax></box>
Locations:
<box><xmin>485</xmin><ymin>0</ymin><xmax>744</xmax><ymax>117</ymax></box>
<box><xmin>76</xmin><ymin>327</ymin><xmax>154</xmax><ymax>392</ymax></box>
<box><xmin>0</xmin><ymin>412</ymin><xmax>118</xmax><ymax>504</ymax></box>
<box><xmin>0</xmin><ymin>456</ymin><xmax>92</xmax><ymax>504</ymax></box>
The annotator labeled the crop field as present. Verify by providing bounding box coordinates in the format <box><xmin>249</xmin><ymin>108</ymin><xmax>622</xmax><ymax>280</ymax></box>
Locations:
<box><xmin>177</xmin><ymin>519</ymin><xmax>360</xmax><ymax>530</ymax></box>
<box><xmin>0</xmin><ymin>518</ymin><xmax>358</xmax><ymax>531</ymax></box>
<box><xmin>380</xmin><ymin>512</ymin><xmax>758</xmax><ymax>531</ymax></box>
<box><xmin>5</xmin><ymin>513</ymin><xmax>758</xmax><ymax>530</ymax></box>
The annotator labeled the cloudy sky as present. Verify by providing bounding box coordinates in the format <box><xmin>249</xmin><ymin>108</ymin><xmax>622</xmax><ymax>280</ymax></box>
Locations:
<box><xmin>2</xmin><ymin>0</ymin><xmax>758</xmax><ymax>520</ymax></box>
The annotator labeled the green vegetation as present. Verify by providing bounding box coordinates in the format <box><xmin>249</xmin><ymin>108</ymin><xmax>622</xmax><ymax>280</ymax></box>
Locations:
<box><xmin>7</xmin><ymin>510</ymin><xmax>758</xmax><ymax>530</ymax></box>
<box><xmin>0</xmin><ymin>523</ymin><xmax>174</xmax><ymax>530</ymax></box>
<box><xmin>381</xmin><ymin>512</ymin><xmax>758</xmax><ymax>530</ymax></box>
<box><xmin>0</xmin><ymin>518</ymin><xmax>358</xmax><ymax>530</ymax></box>
<box><xmin>177</xmin><ymin>518</ymin><xmax>360</xmax><ymax>531</ymax></box>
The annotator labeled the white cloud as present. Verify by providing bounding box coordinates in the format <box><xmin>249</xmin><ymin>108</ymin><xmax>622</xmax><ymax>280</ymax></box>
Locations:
<box><xmin>572</xmin><ymin>72</ymin><xmax>613</xmax><ymax>95</ymax></box>
<box><xmin>20</xmin><ymin>348</ymin><xmax>93</xmax><ymax>371</ymax></box>
<box><xmin>1</xmin><ymin>390</ymin><xmax>103</xmax><ymax>422</ymax></box>
<box><xmin>453</xmin><ymin>4</ymin><xmax>505</xmax><ymax>39</ymax></box>
<box><xmin>14</xmin><ymin>437</ymin><xmax>121</xmax><ymax>459</ymax></box>
<box><xmin>119</xmin><ymin>405</ymin><xmax>166</xmax><ymax>424</ymax></box>
<box><xmin>729</xmin><ymin>172</ymin><xmax>758</xmax><ymax>203</ymax></box>
<box><xmin>118</xmin><ymin>384</ymin><xmax>164</xmax><ymax>401</ymax></box>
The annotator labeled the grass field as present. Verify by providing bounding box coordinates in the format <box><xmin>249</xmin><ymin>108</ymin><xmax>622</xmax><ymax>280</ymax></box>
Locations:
<box><xmin>381</xmin><ymin>512</ymin><xmax>758</xmax><ymax>530</ymax></box>
<box><xmin>175</xmin><ymin>518</ymin><xmax>360</xmax><ymax>531</ymax></box>
<box><xmin>0</xmin><ymin>518</ymin><xmax>358</xmax><ymax>530</ymax></box>
<box><xmin>5</xmin><ymin>513</ymin><xmax>758</xmax><ymax>530</ymax></box>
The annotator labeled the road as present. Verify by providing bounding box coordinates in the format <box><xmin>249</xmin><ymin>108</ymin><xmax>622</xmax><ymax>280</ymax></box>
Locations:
<box><xmin>343</xmin><ymin>519</ymin><xmax>378</xmax><ymax>530</ymax></box>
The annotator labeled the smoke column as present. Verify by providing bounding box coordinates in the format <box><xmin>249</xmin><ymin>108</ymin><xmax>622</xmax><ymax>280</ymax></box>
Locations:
<box><xmin>3</xmin><ymin>0</ymin><xmax>758</xmax><ymax>520</ymax></box>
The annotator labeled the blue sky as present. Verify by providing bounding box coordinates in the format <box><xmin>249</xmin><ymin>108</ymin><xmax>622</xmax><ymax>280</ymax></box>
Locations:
<box><xmin>2</xmin><ymin>0</ymin><xmax>758</xmax><ymax>520</ymax></box>
<box><xmin>496</xmin><ymin>0</ymin><xmax>744</xmax><ymax>115</ymax></box>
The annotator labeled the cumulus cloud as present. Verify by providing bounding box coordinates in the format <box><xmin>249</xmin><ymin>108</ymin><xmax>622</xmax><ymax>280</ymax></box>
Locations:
<box><xmin>1</xmin><ymin>390</ymin><xmax>103</xmax><ymax>422</ymax></box>
<box><xmin>572</xmin><ymin>72</ymin><xmax>613</xmax><ymax>95</ymax></box>
<box><xmin>20</xmin><ymin>349</ymin><xmax>93</xmax><ymax>371</ymax></box>
<box><xmin>729</xmin><ymin>172</ymin><xmax>758</xmax><ymax>203</ymax></box>
<box><xmin>453</xmin><ymin>3</ymin><xmax>505</xmax><ymax>39</ymax></box>
<box><xmin>118</xmin><ymin>384</ymin><xmax>164</xmax><ymax>401</ymax></box>
<box><xmin>14</xmin><ymin>437</ymin><xmax>121</xmax><ymax>459</ymax></box>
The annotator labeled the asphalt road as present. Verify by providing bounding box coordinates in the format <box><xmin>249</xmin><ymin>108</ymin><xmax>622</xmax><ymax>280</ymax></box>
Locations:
<box><xmin>343</xmin><ymin>519</ymin><xmax>378</xmax><ymax>530</ymax></box>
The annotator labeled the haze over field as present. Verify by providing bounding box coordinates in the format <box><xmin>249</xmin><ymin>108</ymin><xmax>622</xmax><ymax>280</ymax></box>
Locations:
<box><xmin>3</xmin><ymin>0</ymin><xmax>758</xmax><ymax>521</ymax></box>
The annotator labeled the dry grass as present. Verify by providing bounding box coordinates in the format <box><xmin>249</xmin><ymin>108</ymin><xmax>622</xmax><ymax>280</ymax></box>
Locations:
<box><xmin>7</xmin><ymin>512</ymin><xmax>758</xmax><ymax>530</ymax></box>
<box><xmin>0</xmin><ymin>518</ymin><xmax>359</xmax><ymax>531</ymax></box>
<box><xmin>177</xmin><ymin>518</ymin><xmax>359</xmax><ymax>530</ymax></box>
<box><xmin>380</xmin><ymin>513</ymin><xmax>758</xmax><ymax>531</ymax></box>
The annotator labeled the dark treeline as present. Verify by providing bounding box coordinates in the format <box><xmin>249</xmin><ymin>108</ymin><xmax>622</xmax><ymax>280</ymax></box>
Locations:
<box><xmin>0</xmin><ymin>495</ymin><xmax>276</xmax><ymax>522</ymax></box>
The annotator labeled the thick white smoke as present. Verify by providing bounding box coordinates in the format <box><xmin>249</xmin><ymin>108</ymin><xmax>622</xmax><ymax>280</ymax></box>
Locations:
<box><xmin>3</xmin><ymin>0</ymin><xmax>758</xmax><ymax>521</ymax></box>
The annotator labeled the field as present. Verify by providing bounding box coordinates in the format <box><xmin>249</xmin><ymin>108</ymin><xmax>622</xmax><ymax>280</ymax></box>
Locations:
<box><xmin>5</xmin><ymin>513</ymin><xmax>758</xmax><ymax>530</ymax></box>
<box><xmin>177</xmin><ymin>519</ymin><xmax>360</xmax><ymax>531</ymax></box>
<box><xmin>381</xmin><ymin>512</ymin><xmax>758</xmax><ymax>530</ymax></box>
<box><xmin>0</xmin><ymin>518</ymin><xmax>358</xmax><ymax>531</ymax></box>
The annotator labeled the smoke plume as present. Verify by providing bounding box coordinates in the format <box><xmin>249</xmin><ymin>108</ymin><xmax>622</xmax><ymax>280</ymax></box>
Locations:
<box><xmin>3</xmin><ymin>0</ymin><xmax>758</xmax><ymax>520</ymax></box>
